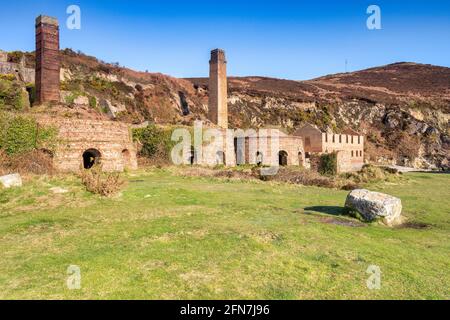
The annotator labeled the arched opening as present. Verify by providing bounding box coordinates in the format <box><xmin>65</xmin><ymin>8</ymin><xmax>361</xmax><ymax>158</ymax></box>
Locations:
<box><xmin>82</xmin><ymin>149</ymin><xmax>101</xmax><ymax>169</ymax></box>
<box><xmin>304</xmin><ymin>152</ymin><xmax>311</xmax><ymax>169</ymax></box>
<box><xmin>298</xmin><ymin>152</ymin><xmax>303</xmax><ymax>167</ymax></box>
<box><xmin>189</xmin><ymin>146</ymin><xmax>196</xmax><ymax>165</ymax></box>
<box><xmin>216</xmin><ymin>151</ymin><xmax>225</xmax><ymax>165</ymax></box>
<box><xmin>278</xmin><ymin>151</ymin><xmax>288</xmax><ymax>166</ymax></box>
<box><xmin>122</xmin><ymin>149</ymin><xmax>131</xmax><ymax>169</ymax></box>
<box><xmin>256</xmin><ymin>152</ymin><xmax>263</xmax><ymax>166</ymax></box>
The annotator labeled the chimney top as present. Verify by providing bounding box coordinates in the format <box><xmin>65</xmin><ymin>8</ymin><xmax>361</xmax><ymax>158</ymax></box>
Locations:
<box><xmin>210</xmin><ymin>48</ymin><xmax>226</xmax><ymax>63</ymax></box>
<box><xmin>36</xmin><ymin>15</ymin><xmax>59</xmax><ymax>27</ymax></box>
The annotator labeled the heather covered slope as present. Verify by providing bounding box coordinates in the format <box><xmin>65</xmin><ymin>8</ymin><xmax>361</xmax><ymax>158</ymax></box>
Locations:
<box><xmin>309</xmin><ymin>62</ymin><xmax>450</xmax><ymax>109</ymax></box>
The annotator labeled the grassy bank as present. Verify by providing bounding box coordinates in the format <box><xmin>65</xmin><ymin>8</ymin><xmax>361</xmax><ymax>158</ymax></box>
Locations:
<box><xmin>0</xmin><ymin>169</ymin><xmax>448</xmax><ymax>299</ymax></box>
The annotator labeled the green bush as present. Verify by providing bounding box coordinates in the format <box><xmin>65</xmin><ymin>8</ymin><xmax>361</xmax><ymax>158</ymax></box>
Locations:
<box><xmin>26</xmin><ymin>83</ymin><xmax>35</xmax><ymax>105</ymax></box>
<box><xmin>0</xmin><ymin>112</ymin><xmax>58</xmax><ymax>156</ymax></box>
<box><xmin>7</xmin><ymin>51</ymin><xmax>24</xmax><ymax>64</ymax></box>
<box><xmin>0</xmin><ymin>77</ymin><xmax>28</xmax><ymax>111</ymax></box>
<box><xmin>319</xmin><ymin>152</ymin><xmax>337</xmax><ymax>176</ymax></box>
<box><xmin>132</xmin><ymin>125</ymin><xmax>175</xmax><ymax>162</ymax></box>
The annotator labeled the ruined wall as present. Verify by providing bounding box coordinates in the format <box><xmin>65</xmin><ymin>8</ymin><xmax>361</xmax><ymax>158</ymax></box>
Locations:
<box><xmin>323</xmin><ymin>133</ymin><xmax>364</xmax><ymax>172</ymax></box>
<box><xmin>208</xmin><ymin>49</ymin><xmax>228</xmax><ymax>129</ymax></box>
<box><xmin>238</xmin><ymin>129</ymin><xmax>304</xmax><ymax>166</ymax></box>
<box><xmin>294</xmin><ymin>125</ymin><xmax>323</xmax><ymax>153</ymax></box>
<box><xmin>35</xmin><ymin>15</ymin><xmax>60</xmax><ymax>104</ymax></box>
<box><xmin>37</xmin><ymin>117</ymin><xmax>138</xmax><ymax>172</ymax></box>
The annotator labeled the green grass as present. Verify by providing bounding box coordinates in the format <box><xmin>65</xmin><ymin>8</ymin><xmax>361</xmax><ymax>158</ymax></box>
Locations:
<box><xmin>0</xmin><ymin>169</ymin><xmax>449</xmax><ymax>299</ymax></box>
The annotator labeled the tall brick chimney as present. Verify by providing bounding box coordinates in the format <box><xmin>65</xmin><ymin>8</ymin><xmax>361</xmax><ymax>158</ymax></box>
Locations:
<box><xmin>35</xmin><ymin>15</ymin><xmax>60</xmax><ymax>105</ymax></box>
<box><xmin>208</xmin><ymin>49</ymin><xmax>228</xmax><ymax>129</ymax></box>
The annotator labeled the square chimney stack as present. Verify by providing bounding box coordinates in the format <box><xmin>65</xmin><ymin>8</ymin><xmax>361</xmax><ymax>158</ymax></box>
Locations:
<box><xmin>35</xmin><ymin>15</ymin><xmax>60</xmax><ymax>105</ymax></box>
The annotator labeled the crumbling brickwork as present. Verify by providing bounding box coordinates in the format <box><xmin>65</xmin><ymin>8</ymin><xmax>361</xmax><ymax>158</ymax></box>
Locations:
<box><xmin>295</xmin><ymin>124</ymin><xmax>364</xmax><ymax>172</ymax></box>
<box><xmin>208</xmin><ymin>49</ymin><xmax>228</xmax><ymax>129</ymax></box>
<box><xmin>37</xmin><ymin>117</ymin><xmax>138</xmax><ymax>172</ymax></box>
<box><xmin>35</xmin><ymin>15</ymin><xmax>60</xmax><ymax>104</ymax></box>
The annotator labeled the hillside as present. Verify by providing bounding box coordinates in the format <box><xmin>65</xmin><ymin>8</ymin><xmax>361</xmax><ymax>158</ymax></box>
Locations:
<box><xmin>0</xmin><ymin>49</ymin><xmax>449</xmax><ymax>169</ymax></box>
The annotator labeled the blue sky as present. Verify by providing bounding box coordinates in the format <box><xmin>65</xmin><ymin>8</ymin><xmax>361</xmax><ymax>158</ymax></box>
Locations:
<box><xmin>1</xmin><ymin>0</ymin><xmax>449</xmax><ymax>80</ymax></box>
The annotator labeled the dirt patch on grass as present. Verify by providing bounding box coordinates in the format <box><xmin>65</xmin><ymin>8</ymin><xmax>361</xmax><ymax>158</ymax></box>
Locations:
<box><xmin>396</xmin><ymin>221</ymin><xmax>432</xmax><ymax>230</ymax></box>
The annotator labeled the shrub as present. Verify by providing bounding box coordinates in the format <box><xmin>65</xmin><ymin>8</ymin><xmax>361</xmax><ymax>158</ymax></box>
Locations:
<box><xmin>7</xmin><ymin>51</ymin><xmax>23</xmax><ymax>64</ymax></box>
<box><xmin>132</xmin><ymin>124</ymin><xmax>175</xmax><ymax>165</ymax></box>
<box><xmin>26</xmin><ymin>83</ymin><xmax>35</xmax><ymax>105</ymax></box>
<box><xmin>319</xmin><ymin>152</ymin><xmax>337</xmax><ymax>176</ymax></box>
<box><xmin>0</xmin><ymin>112</ymin><xmax>58</xmax><ymax>156</ymax></box>
<box><xmin>1</xmin><ymin>115</ymin><xmax>37</xmax><ymax>155</ymax></box>
<box><xmin>342</xmin><ymin>164</ymin><xmax>402</xmax><ymax>184</ymax></box>
<box><xmin>0</xmin><ymin>77</ymin><xmax>28</xmax><ymax>111</ymax></box>
<box><xmin>80</xmin><ymin>165</ymin><xmax>125</xmax><ymax>197</ymax></box>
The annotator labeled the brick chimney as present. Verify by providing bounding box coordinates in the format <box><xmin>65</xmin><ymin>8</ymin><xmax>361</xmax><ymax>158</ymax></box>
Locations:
<box><xmin>35</xmin><ymin>15</ymin><xmax>60</xmax><ymax>105</ymax></box>
<box><xmin>208</xmin><ymin>49</ymin><xmax>228</xmax><ymax>129</ymax></box>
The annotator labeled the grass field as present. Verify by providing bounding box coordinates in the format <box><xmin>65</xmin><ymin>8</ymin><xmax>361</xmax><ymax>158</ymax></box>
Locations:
<box><xmin>0</xmin><ymin>168</ymin><xmax>449</xmax><ymax>299</ymax></box>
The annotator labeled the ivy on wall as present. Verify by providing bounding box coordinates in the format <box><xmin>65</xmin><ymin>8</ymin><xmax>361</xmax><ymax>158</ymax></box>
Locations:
<box><xmin>132</xmin><ymin>124</ymin><xmax>176</xmax><ymax>161</ymax></box>
<box><xmin>0</xmin><ymin>112</ymin><xmax>58</xmax><ymax>156</ymax></box>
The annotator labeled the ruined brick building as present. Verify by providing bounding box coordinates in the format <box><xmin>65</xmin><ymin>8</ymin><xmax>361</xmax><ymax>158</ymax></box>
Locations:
<box><xmin>34</xmin><ymin>15</ymin><xmax>137</xmax><ymax>172</ymax></box>
<box><xmin>198</xmin><ymin>49</ymin><xmax>364</xmax><ymax>172</ymax></box>
<box><xmin>4</xmin><ymin>14</ymin><xmax>362</xmax><ymax>173</ymax></box>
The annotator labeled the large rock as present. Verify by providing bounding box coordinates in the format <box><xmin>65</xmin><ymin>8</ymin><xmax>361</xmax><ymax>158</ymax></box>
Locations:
<box><xmin>0</xmin><ymin>174</ymin><xmax>22</xmax><ymax>189</ymax></box>
<box><xmin>345</xmin><ymin>189</ymin><xmax>403</xmax><ymax>226</ymax></box>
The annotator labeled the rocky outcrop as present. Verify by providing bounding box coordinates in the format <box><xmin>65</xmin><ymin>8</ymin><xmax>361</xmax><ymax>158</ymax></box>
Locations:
<box><xmin>99</xmin><ymin>99</ymin><xmax>127</xmax><ymax>119</ymax></box>
<box><xmin>345</xmin><ymin>189</ymin><xmax>403</xmax><ymax>226</ymax></box>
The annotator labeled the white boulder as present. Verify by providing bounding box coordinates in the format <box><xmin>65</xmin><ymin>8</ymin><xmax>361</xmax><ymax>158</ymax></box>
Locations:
<box><xmin>0</xmin><ymin>174</ymin><xmax>22</xmax><ymax>189</ymax></box>
<box><xmin>345</xmin><ymin>189</ymin><xmax>403</xmax><ymax>226</ymax></box>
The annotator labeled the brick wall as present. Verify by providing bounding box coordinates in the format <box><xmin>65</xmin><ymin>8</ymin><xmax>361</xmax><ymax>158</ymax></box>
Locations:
<box><xmin>37</xmin><ymin>117</ymin><xmax>138</xmax><ymax>172</ymax></box>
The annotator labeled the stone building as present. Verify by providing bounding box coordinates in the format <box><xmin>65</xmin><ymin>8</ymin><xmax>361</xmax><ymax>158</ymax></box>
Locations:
<box><xmin>240</xmin><ymin>129</ymin><xmax>305</xmax><ymax>167</ymax></box>
<box><xmin>194</xmin><ymin>49</ymin><xmax>306</xmax><ymax>169</ymax></box>
<box><xmin>31</xmin><ymin>15</ymin><xmax>138</xmax><ymax>173</ymax></box>
<box><xmin>294</xmin><ymin>124</ymin><xmax>365</xmax><ymax>172</ymax></box>
<box><xmin>198</xmin><ymin>49</ymin><xmax>364</xmax><ymax>172</ymax></box>
<box><xmin>37</xmin><ymin>117</ymin><xmax>138</xmax><ymax>172</ymax></box>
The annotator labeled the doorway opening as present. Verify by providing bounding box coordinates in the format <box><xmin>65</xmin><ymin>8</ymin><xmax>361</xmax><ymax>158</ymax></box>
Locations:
<box><xmin>83</xmin><ymin>149</ymin><xmax>101</xmax><ymax>169</ymax></box>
